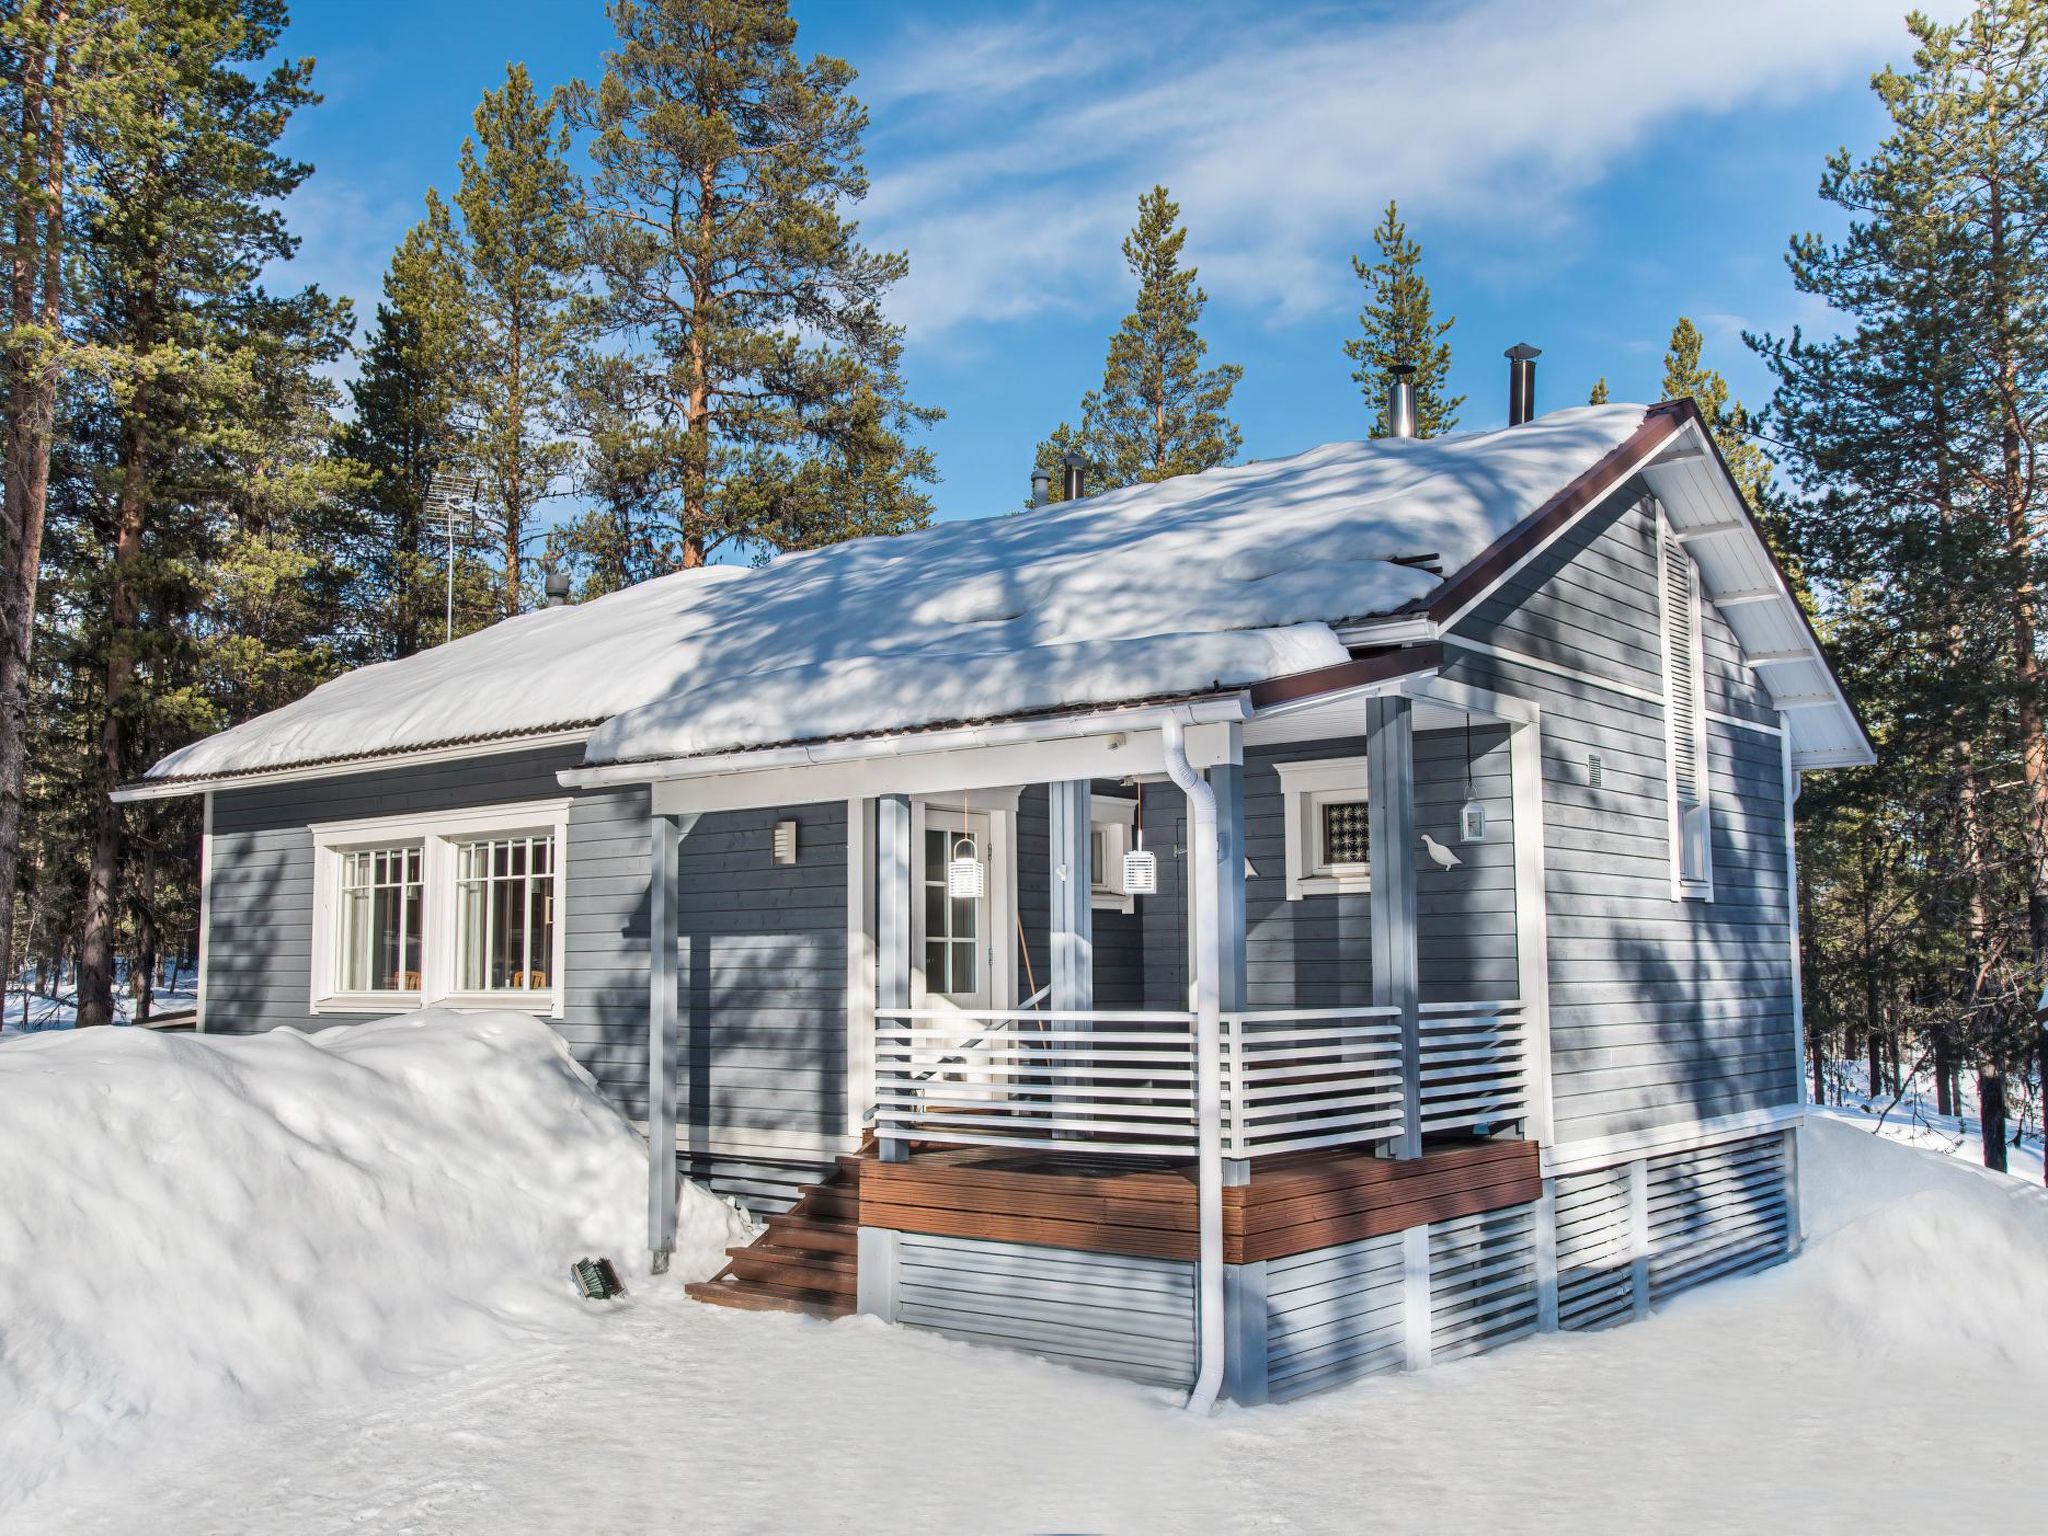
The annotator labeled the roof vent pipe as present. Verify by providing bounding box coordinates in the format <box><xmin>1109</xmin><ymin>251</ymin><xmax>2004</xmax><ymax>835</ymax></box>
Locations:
<box><xmin>1386</xmin><ymin>363</ymin><xmax>1418</xmax><ymax>439</ymax></box>
<box><xmin>1061</xmin><ymin>450</ymin><xmax>1087</xmax><ymax>501</ymax></box>
<box><xmin>1030</xmin><ymin>467</ymin><xmax>1051</xmax><ymax>507</ymax></box>
<box><xmin>544</xmin><ymin>570</ymin><xmax>572</xmax><ymax>607</ymax></box>
<box><xmin>1505</xmin><ymin>342</ymin><xmax>1541</xmax><ymax>426</ymax></box>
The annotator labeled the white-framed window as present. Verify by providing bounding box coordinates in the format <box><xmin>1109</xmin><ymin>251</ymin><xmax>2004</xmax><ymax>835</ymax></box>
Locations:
<box><xmin>310</xmin><ymin>798</ymin><xmax>571</xmax><ymax>1015</ymax></box>
<box><xmin>1273</xmin><ymin>757</ymin><xmax>1371</xmax><ymax>900</ymax></box>
<box><xmin>1088</xmin><ymin>794</ymin><xmax>1138</xmax><ymax>913</ymax></box>
<box><xmin>1658</xmin><ymin>510</ymin><xmax>1714</xmax><ymax>900</ymax></box>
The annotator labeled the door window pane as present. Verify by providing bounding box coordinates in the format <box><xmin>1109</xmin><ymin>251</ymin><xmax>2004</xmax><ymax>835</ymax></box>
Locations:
<box><xmin>1319</xmin><ymin>800</ymin><xmax>1370</xmax><ymax>870</ymax></box>
<box><xmin>454</xmin><ymin>833</ymin><xmax>556</xmax><ymax>991</ymax></box>
<box><xmin>338</xmin><ymin>846</ymin><xmax>422</xmax><ymax>992</ymax></box>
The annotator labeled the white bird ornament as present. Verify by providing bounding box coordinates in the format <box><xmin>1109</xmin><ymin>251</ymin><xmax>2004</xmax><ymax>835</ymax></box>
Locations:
<box><xmin>1421</xmin><ymin>834</ymin><xmax>1462</xmax><ymax>871</ymax></box>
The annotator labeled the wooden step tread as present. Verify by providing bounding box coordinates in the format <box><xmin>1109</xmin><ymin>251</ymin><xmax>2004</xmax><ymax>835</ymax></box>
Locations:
<box><xmin>684</xmin><ymin>1277</ymin><xmax>852</xmax><ymax>1318</ymax></box>
<box><xmin>723</xmin><ymin>1248</ymin><xmax>857</xmax><ymax>1295</ymax></box>
<box><xmin>759</xmin><ymin>1215</ymin><xmax>858</xmax><ymax>1254</ymax></box>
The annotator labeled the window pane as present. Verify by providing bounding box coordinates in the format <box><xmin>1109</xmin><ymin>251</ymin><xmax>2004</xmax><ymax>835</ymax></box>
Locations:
<box><xmin>952</xmin><ymin>940</ymin><xmax>976</xmax><ymax>994</ymax></box>
<box><xmin>336</xmin><ymin>844</ymin><xmax>421</xmax><ymax>992</ymax></box>
<box><xmin>1320</xmin><ymin>801</ymin><xmax>1370</xmax><ymax>868</ymax></box>
<box><xmin>454</xmin><ymin>833</ymin><xmax>555</xmax><ymax>992</ymax></box>
<box><xmin>924</xmin><ymin>941</ymin><xmax>949</xmax><ymax>994</ymax></box>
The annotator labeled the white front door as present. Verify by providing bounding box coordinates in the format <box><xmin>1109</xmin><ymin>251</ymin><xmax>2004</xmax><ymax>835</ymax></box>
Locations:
<box><xmin>916</xmin><ymin>808</ymin><xmax>993</xmax><ymax>1013</ymax></box>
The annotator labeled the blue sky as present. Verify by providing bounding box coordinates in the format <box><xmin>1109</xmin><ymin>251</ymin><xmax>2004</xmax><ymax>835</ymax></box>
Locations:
<box><xmin>273</xmin><ymin>0</ymin><xmax>1953</xmax><ymax>527</ymax></box>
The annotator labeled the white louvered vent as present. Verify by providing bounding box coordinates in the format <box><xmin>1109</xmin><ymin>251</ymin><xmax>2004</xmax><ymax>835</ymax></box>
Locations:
<box><xmin>1553</xmin><ymin>1165</ymin><xmax>1635</xmax><ymax>1331</ymax></box>
<box><xmin>1646</xmin><ymin>1133</ymin><xmax>1791</xmax><ymax>1303</ymax></box>
<box><xmin>1660</xmin><ymin>515</ymin><xmax>1712</xmax><ymax>892</ymax></box>
<box><xmin>1428</xmin><ymin>1204</ymin><xmax>1541</xmax><ymax>1364</ymax></box>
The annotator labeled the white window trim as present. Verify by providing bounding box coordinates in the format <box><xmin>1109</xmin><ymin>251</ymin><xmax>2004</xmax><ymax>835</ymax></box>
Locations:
<box><xmin>1090</xmin><ymin>793</ymin><xmax>1137</xmax><ymax>913</ymax></box>
<box><xmin>309</xmin><ymin>797</ymin><xmax>572</xmax><ymax>1017</ymax></box>
<box><xmin>1273</xmin><ymin>756</ymin><xmax>1372</xmax><ymax>900</ymax></box>
<box><xmin>1657</xmin><ymin>508</ymin><xmax>1714</xmax><ymax>902</ymax></box>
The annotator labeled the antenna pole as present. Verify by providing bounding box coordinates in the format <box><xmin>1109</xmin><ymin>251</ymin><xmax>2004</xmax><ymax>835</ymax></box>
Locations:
<box><xmin>444</xmin><ymin>487</ymin><xmax>455</xmax><ymax>645</ymax></box>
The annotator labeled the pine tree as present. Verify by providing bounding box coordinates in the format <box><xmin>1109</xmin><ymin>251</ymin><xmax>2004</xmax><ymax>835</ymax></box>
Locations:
<box><xmin>69</xmin><ymin>0</ymin><xmax>335</xmax><ymax>1027</ymax></box>
<box><xmin>0</xmin><ymin>0</ymin><xmax>144</xmax><ymax>1008</ymax></box>
<box><xmin>1755</xmin><ymin>0</ymin><xmax>2048</xmax><ymax>1175</ymax></box>
<box><xmin>451</xmin><ymin>64</ymin><xmax>580</xmax><ymax>618</ymax></box>
<box><xmin>1071</xmin><ymin>186</ymin><xmax>1241</xmax><ymax>493</ymax></box>
<box><xmin>564</xmin><ymin>0</ymin><xmax>938</xmax><ymax>568</ymax></box>
<box><xmin>1344</xmin><ymin>201</ymin><xmax>1461</xmax><ymax>436</ymax></box>
<box><xmin>337</xmin><ymin>199</ymin><xmax>467</xmax><ymax>658</ymax></box>
<box><xmin>1587</xmin><ymin>377</ymin><xmax>1610</xmax><ymax>405</ymax></box>
<box><xmin>1662</xmin><ymin>318</ymin><xmax>1770</xmax><ymax>509</ymax></box>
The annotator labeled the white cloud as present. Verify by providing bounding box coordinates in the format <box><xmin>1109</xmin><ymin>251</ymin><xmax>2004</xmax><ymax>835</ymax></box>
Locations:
<box><xmin>857</xmin><ymin>0</ymin><xmax>1925</xmax><ymax>339</ymax></box>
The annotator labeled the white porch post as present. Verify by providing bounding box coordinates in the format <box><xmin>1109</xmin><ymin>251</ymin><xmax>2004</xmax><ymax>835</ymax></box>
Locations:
<box><xmin>1368</xmin><ymin>696</ymin><xmax>1422</xmax><ymax>1159</ymax></box>
<box><xmin>648</xmin><ymin>811</ymin><xmax>682</xmax><ymax>1272</ymax></box>
<box><xmin>877</xmin><ymin>792</ymin><xmax>913</xmax><ymax>1163</ymax></box>
<box><xmin>1049</xmin><ymin>780</ymin><xmax>1093</xmax><ymax>1015</ymax></box>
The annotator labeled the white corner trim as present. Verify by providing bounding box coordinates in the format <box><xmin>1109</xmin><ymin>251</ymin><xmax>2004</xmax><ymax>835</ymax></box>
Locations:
<box><xmin>195</xmin><ymin>792</ymin><xmax>214</xmax><ymax>1033</ymax></box>
<box><xmin>308</xmin><ymin>796</ymin><xmax>572</xmax><ymax>1019</ymax></box>
<box><xmin>1272</xmin><ymin>756</ymin><xmax>1372</xmax><ymax>901</ymax></box>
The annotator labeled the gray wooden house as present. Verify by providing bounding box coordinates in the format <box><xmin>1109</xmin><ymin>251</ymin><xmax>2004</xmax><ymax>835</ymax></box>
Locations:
<box><xmin>120</xmin><ymin>375</ymin><xmax>1869</xmax><ymax>1409</ymax></box>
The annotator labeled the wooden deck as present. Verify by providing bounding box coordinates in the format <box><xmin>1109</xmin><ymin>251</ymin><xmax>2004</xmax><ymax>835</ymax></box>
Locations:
<box><xmin>859</xmin><ymin>1138</ymin><xmax>1542</xmax><ymax>1265</ymax></box>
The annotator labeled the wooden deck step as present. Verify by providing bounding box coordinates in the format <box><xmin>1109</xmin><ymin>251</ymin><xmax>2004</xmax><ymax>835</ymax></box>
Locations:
<box><xmin>723</xmin><ymin>1244</ymin><xmax>857</xmax><ymax>1295</ymax></box>
<box><xmin>683</xmin><ymin>1276</ymin><xmax>852</xmax><ymax>1319</ymax></box>
<box><xmin>684</xmin><ymin>1157</ymin><xmax>861</xmax><ymax>1317</ymax></box>
<box><xmin>759</xmin><ymin>1214</ymin><xmax>858</xmax><ymax>1255</ymax></box>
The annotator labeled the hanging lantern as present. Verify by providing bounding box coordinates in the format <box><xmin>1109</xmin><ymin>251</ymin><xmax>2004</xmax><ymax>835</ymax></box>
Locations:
<box><xmin>1460</xmin><ymin>800</ymin><xmax>1487</xmax><ymax>843</ymax></box>
<box><xmin>1458</xmin><ymin>711</ymin><xmax>1487</xmax><ymax>843</ymax></box>
<box><xmin>948</xmin><ymin>836</ymin><xmax>985</xmax><ymax>898</ymax></box>
<box><xmin>1122</xmin><ymin>835</ymin><xmax>1159</xmax><ymax>896</ymax></box>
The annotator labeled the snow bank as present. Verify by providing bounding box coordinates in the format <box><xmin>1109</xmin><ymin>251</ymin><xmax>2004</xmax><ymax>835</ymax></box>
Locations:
<box><xmin>145</xmin><ymin>406</ymin><xmax>1650</xmax><ymax>779</ymax></box>
<box><xmin>0</xmin><ymin>1010</ymin><xmax>751</xmax><ymax>1510</ymax></box>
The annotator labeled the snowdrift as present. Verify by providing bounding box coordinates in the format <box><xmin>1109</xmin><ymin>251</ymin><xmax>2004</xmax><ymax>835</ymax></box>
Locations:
<box><xmin>0</xmin><ymin>1010</ymin><xmax>751</xmax><ymax>1509</ymax></box>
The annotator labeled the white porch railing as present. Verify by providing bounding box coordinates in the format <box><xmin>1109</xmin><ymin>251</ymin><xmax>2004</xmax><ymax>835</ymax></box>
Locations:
<box><xmin>873</xmin><ymin>1008</ymin><xmax>1200</xmax><ymax>1156</ymax></box>
<box><xmin>1418</xmin><ymin>1000</ymin><xmax>1532</xmax><ymax>1137</ymax></box>
<box><xmin>1221</xmin><ymin>1006</ymin><xmax>1405</xmax><ymax>1158</ymax></box>
<box><xmin>874</xmin><ymin>999</ymin><xmax>1529</xmax><ymax>1160</ymax></box>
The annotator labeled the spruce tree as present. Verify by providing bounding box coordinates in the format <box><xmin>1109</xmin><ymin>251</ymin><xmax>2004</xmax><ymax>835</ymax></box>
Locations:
<box><xmin>338</xmin><ymin>199</ymin><xmax>468</xmax><ymax>658</ymax></box>
<box><xmin>451</xmin><ymin>64</ymin><xmax>580</xmax><ymax>618</ymax></box>
<box><xmin>1344</xmin><ymin>201</ymin><xmax>1461</xmax><ymax>436</ymax></box>
<box><xmin>565</xmin><ymin>0</ymin><xmax>938</xmax><ymax>568</ymax></box>
<box><xmin>1074</xmin><ymin>186</ymin><xmax>1240</xmax><ymax>492</ymax></box>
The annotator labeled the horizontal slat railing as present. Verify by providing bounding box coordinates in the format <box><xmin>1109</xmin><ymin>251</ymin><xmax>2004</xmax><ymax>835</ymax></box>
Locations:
<box><xmin>1221</xmin><ymin>1006</ymin><xmax>1405</xmax><ymax>1158</ymax></box>
<box><xmin>874</xmin><ymin>998</ymin><xmax>1529</xmax><ymax>1160</ymax></box>
<box><xmin>874</xmin><ymin>1008</ymin><xmax>1199</xmax><ymax>1157</ymax></box>
<box><xmin>1417</xmin><ymin>1000</ymin><xmax>1530</xmax><ymax>1137</ymax></box>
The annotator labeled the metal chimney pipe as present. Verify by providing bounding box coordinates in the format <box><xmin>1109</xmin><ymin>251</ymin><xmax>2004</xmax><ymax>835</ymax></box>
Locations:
<box><xmin>1505</xmin><ymin>343</ymin><xmax>1541</xmax><ymax>426</ymax></box>
<box><xmin>1030</xmin><ymin>468</ymin><xmax>1051</xmax><ymax>507</ymax></box>
<box><xmin>1386</xmin><ymin>364</ymin><xmax>1418</xmax><ymax>439</ymax></box>
<box><xmin>544</xmin><ymin>570</ymin><xmax>571</xmax><ymax>607</ymax></box>
<box><xmin>1061</xmin><ymin>450</ymin><xmax>1087</xmax><ymax>501</ymax></box>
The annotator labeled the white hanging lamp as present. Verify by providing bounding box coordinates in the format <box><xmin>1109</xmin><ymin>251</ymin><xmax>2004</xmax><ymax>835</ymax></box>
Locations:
<box><xmin>948</xmin><ymin>788</ymin><xmax>985</xmax><ymax>898</ymax></box>
<box><xmin>1122</xmin><ymin>780</ymin><xmax>1159</xmax><ymax>895</ymax></box>
<box><xmin>1458</xmin><ymin>711</ymin><xmax>1487</xmax><ymax>843</ymax></box>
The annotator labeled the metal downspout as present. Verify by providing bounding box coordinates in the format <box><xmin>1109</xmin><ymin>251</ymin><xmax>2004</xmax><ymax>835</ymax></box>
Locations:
<box><xmin>1161</xmin><ymin>717</ymin><xmax>1225</xmax><ymax>1415</ymax></box>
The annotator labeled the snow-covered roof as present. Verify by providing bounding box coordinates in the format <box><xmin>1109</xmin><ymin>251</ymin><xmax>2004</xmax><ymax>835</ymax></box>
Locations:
<box><xmin>141</xmin><ymin>405</ymin><xmax>1656</xmax><ymax>784</ymax></box>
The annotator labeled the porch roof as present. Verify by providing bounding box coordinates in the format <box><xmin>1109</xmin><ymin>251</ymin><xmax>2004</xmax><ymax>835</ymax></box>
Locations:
<box><xmin>131</xmin><ymin>407</ymin><xmax>1657</xmax><ymax>794</ymax></box>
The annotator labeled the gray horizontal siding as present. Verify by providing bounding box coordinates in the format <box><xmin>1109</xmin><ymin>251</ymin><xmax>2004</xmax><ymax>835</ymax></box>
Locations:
<box><xmin>205</xmin><ymin>746</ymin><xmax>848</xmax><ymax>1185</ymax></box>
<box><xmin>1262</xmin><ymin>1230</ymin><xmax>1407</xmax><ymax>1401</ymax></box>
<box><xmin>893</xmin><ymin>1231</ymin><xmax>1196</xmax><ymax>1388</ymax></box>
<box><xmin>1450</xmin><ymin>486</ymin><xmax>1798</xmax><ymax>1143</ymax></box>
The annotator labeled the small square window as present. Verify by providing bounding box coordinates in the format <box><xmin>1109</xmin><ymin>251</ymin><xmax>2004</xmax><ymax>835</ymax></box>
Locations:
<box><xmin>1318</xmin><ymin>799</ymin><xmax>1371</xmax><ymax>872</ymax></box>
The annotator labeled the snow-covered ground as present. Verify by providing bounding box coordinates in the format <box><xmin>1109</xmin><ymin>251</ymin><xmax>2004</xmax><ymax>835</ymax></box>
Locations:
<box><xmin>6</xmin><ymin>1017</ymin><xmax>2043</xmax><ymax>1533</ymax></box>
<box><xmin>1815</xmin><ymin>1058</ymin><xmax>2044</xmax><ymax>1185</ymax></box>
<box><xmin>1</xmin><ymin>971</ymin><xmax>198</xmax><ymax>1034</ymax></box>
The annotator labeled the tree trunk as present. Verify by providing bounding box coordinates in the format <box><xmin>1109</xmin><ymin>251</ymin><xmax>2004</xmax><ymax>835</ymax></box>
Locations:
<box><xmin>1867</xmin><ymin>1022</ymin><xmax>1884</xmax><ymax>1102</ymax></box>
<box><xmin>133</xmin><ymin>841</ymin><xmax>157</xmax><ymax>1024</ymax></box>
<box><xmin>0</xmin><ymin>7</ymin><xmax>72</xmax><ymax>1017</ymax></box>
<box><xmin>1978</xmin><ymin>1065</ymin><xmax>2008</xmax><ymax>1174</ymax></box>
<box><xmin>1935</xmin><ymin>1028</ymin><xmax>1955</xmax><ymax>1118</ymax></box>
<box><xmin>76</xmin><ymin>410</ymin><xmax>151</xmax><ymax>1028</ymax></box>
